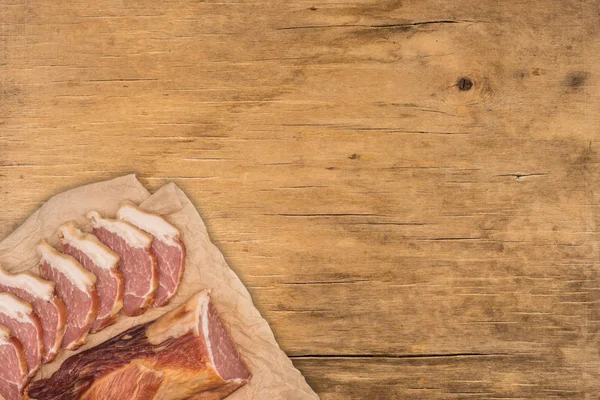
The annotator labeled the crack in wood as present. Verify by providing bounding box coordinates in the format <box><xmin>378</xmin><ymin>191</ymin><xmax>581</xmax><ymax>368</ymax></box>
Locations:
<box><xmin>264</xmin><ymin>213</ymin><xmax>385</xmax><ymax>217</ymax></box>
<box><xmin>495</xmin><ymin>173</ymin><xmax>548</xmax><ymax>180</ymax></box>
<box><xmin>84</xmin><ymin>78</ymin><xmax>159</xmax><ymax>82</ymax></box>
<box><xmin>340</xmin><ymin>222</ymin><xmax>432</xmax><ymax>226</ymax></box>
<box><xmin>282</xmin><ymin>279</ymin><xmax>369</xmax><ymax>285</ymax></box>
<box><xmin>277</xmin><ymin>19</ymin><xmax>480</xmax><ymax>31</ymax></box>
<box><xmin>290</xmin><ymin>353</ymin><xmax>511</xmax><ymax>359</ymax></box>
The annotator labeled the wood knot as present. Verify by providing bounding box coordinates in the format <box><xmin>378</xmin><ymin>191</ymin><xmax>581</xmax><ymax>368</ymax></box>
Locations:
<box><xmin>567</xmin><ymin>71</ymin><xmax>588</xmax><ymax>90</ymax></box>
<box><xmin>457</xmin><ymin>77</ymin><xmax>473</xmax><ymax>91</ymax></box>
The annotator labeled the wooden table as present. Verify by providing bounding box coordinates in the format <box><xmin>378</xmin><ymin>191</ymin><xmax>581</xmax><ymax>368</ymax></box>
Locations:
<box><xmin>2</xmin><ymin>0</ymin><xmax>599</xmax><ymax>398</ymax></box>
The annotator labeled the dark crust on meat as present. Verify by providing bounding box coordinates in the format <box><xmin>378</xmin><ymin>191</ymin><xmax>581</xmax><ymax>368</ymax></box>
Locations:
<box><xmin>26</xmin><ymin>292</ymin><xmax>251</xmax><ymax>400</ymax></box>
<box><xmin>27</xmin><ymin>323</ymin><xmax>152</xmax><ymax>399</ymax></box>
<box><xmin>26</xmin><ymin>323</ymin><xmax>217</xmax><ymax>399</ymax></box>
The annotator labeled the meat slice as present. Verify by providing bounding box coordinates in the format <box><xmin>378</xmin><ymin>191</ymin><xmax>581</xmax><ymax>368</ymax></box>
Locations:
<box><xmin>0</xmin><ymin>267</ymin><xmax>66</xmax><ymax>364</ymax></box>
<box><xmin>0</xmin><ymin>293</ymin><xmax>43</xmax><ymax>379</ymax></box>
<box><xmin>117</xmin><ymin>201</ymin><xmax>186</xmax><ymax>307</ymax></box>
<box><xmin>87</xmin><ymin>211</ymin><xmax>158</xmax><ymax>316</ymax></box>
<box><xmin>27</xmin><ymin>290</ymin><xmax>251</xmax><ymax>400</ymax></box>
<box><xmin>0</xmin><ymin>325</ymin><xmax>28</xmax><ymax>400</ymax></box>
<box><xmin>37</xmin><ymin>241</ymin><xmax>99</xmax><ymax>351</ymax></box>
<box><xmin>59</xmin><ymin>223</ymin><xmax>124</xmax><ymax>333</ymax></box>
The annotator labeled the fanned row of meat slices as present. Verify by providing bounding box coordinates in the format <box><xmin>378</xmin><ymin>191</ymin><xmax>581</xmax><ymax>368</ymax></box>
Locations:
<box><xmin>0</xmin><ymin>202</ymin><xmax>186</xmax><ymax>400</ymax></box>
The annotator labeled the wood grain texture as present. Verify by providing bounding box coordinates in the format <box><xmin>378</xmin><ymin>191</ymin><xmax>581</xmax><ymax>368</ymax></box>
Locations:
<box><xmin>1</xmin><ymin>0</ymin><xmax>600</xmax><ymax>398</ymax></box>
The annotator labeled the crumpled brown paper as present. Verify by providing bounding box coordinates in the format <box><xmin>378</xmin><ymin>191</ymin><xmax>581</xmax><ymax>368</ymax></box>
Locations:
<box><xmin>0</xmin><ymin>175</ymin><xmax>318</xmax><ymax>400</ymax></box>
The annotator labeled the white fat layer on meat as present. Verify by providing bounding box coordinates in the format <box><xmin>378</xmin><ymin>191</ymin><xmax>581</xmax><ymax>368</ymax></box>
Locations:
<box><xmin>59</xmin><ymin>223</ymin><xmax>119</xmax><ymax>270</ymax></box>
<box><xmin>0</xmin><ymin>293</ymin><xmax>32</xmax><ymax>323</ymax></box>
<box><xmin>117</xmin><ymin>202</ymin><xmax>180</xmax><ymax>247</ymax></box>
<box><xmin>201</xmin><ymin>296</ymin><xmax>216</xmax><ymax>371</ymax></box>
<box><xmin>87</xmin><ymin>211</ymin><xmax>152</xmax><ymax>249</ymax></box>
<box><xmin>37</xmin><ymin>241</ymin><xmax>96</xmax><ymax>292</ymax></box>
<box><xmin>0</xmin><ymin>267</ymin><xmax>54</xmax><ymax>302</ymax></box>
<box><xmin>146</xmin><ymin>290</ymin><xmax>210</xmax><ymax>346</ymax></box>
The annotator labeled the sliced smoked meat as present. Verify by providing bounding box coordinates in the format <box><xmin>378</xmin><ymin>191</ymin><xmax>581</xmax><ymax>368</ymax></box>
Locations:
<box><xmin>0</xmin><ymin>267</ymin><xmax>67</xmax><ymax>363</ymax></box>
<box><xmin>0</xmin><ymin>325</ymin><xmax>28</xmax><ymax>400</ymax></box>
<box><xmin>37</xmin><ymin>241</ymin><xmax>99</xmax><ymax>351</ymax></box>
<box><xmin>27</xmin><ymin>290</ymin><xmax>251</xmax><ymax>400</ymax></box>
<box><xmin>117</xmin><ymin>201</ymin><xmax>186</xmax><ymax>307</ymax></box>
<box><xmin>0</xmin><ymin>293</ymin><xmax>43</xmax><ymax>379</ymax></box>
<box><xmin>87</xmin><ymin>211</ymin><xmax>158</xmax><ymax>317</ymax></box>
<box><xmin>59</xmin><ymin>222</ymin><xmax>124</xmax><ymax>333</ymax></box>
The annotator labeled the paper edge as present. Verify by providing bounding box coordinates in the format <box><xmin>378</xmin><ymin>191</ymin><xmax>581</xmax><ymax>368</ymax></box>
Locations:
<box><xmin>168</xmin><ymin>183</ymin><xmax>319</xmax><ymax>399</ymax></box>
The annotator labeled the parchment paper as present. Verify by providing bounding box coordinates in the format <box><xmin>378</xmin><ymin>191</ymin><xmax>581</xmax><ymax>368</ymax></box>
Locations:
<box><xmin>0</xmin><ymin>175</ymin><xmax>318</xmax><ymax>400</ymax></box>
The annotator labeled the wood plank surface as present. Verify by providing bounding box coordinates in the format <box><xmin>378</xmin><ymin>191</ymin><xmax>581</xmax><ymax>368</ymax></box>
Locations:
<box><xmin>2</xmin><ymin>0</ymin><xmax>600</xmax><ymax>398</ymax></box>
